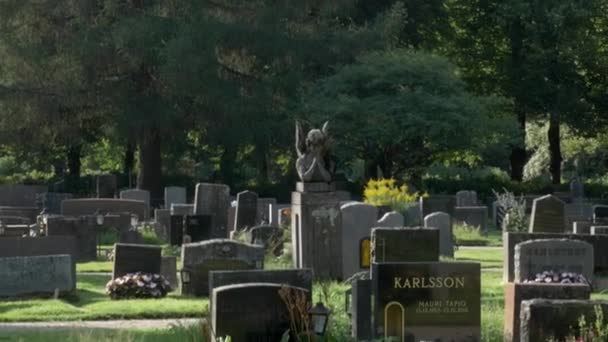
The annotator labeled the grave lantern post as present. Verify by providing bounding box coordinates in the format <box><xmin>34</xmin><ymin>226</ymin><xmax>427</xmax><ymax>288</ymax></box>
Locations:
<box><xmin>309</xmin><ymin>302</ymin><xmax>330</xmax><ymax>336</ymax></box>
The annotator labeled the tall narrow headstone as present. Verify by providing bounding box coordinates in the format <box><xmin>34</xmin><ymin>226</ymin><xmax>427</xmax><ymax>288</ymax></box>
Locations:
<box><xmin>234</xmin><ymin>190</ymin><xmax>258</xmax><ymax>231</ymax></box>
<box><xmin>193</xmin><ymin>183</ymin><xmax>230</xmax><ymax>239</ymax></box>
<box><xmin>424</xmin><ymin>212</ymin><xmax>454</xmax><ymax>258</ymax></box>
<box><xmin>529</xmin><ymin>195</ymin><xmax>565</xmax><ymax>233</ymax></box>
<box><xmin>340</xmin><ymin>202</ymin><xmax>378</xmax><ymax>279</ymax></box>
<box><xmin>164</xmin><ymin>186</ymin><xmax>186</xmax><ymax>209</ymax></box>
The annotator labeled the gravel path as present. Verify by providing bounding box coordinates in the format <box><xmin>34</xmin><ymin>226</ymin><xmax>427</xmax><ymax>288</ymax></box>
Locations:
<box><xmin>0</xmin><ymin>318</ymin><xmax>201</xmax><ymax>332</ymax></box>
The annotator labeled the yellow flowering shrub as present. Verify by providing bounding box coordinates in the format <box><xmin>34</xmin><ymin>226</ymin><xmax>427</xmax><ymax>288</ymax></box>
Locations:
<box><xmin>363</xmin><ymin>178</ymin><xmax>427</xmax><ymax>213</ymax></box>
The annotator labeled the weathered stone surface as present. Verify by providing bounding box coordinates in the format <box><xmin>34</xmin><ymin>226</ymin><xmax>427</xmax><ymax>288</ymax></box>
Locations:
<box><xmin>377</xmin><ymin>211</ymin><xmax>404</xmax><ymax>227</ymax></box>
<box><xmin>520</xmin><ymin>299</ymin><xmax>608</xmax><ymax>342</ymax></box>
<box><xmin>295</xmin><ymin>121</ymin><xmax>334</xmax><ymax>182</ymax></box>
<box><xmin>371</xmin><ymin>227</ymin><xmax>439</xmax><ymax>264</ymax></box>
<box><xmin>291</xmin><ymin>188</ymin><xmax>342</xmax><ymax>279</ymax></box>
<box><xmin>184</xmin><ymin>215</ymin><xmax>212</xmax><ymax>243</ymax></box>
<box><xmin>154</xmin><ymin>209</ymin><xmax>171</xmax><ymax>241</ymax></box>
<box><xmin>112</xmin><ymin>243</ymin><xmax>162</xmax><ymax>279</ymax></box>
<box><xmin>209</xmin><ymin>269</ymin><xmax>313</xmax><ymax>295</ymax></box>
<box><xmin>0</xmin><ymin>236</ymin><xmax>79</xmax><ymax>261</ymax></box>
<box><xmin>420</xmin><ymin>195</ymin><xmax>457</xmax><ymax>218</ymax></box>
<box><xmin>193</xmin><ymin>183</ymin><xmax>230</xmax><ymax>239</ymax></box>
<box><xmin>529</xmin><ymin>195</ymin><xmax>565</xmax><ymax>233</ymax></box>
<box><xmin>372</xmin><ymin>262</ymin><xmax>481</xmax><ymax>342</ymax></box>
<box><xmin>160</xmin><ymin>256</ymin><xmax>178</xmax><ymax>290</ymax></box>
<box><xmin>454</xmin><ymin>206</ymin><xmax>488</xmax><ymax>232</ymax></box>
<box><xmin>456</xmin><ymin>190</ymin><xmax>478</xmax><ymax>207</ymax></box>
<box><xmin>171</xmin><ymin>203</ymin><xmax>194</xmax><ymax>216</ymax></box>
<box><xmin>503</xmin><ymin>232</ymin><xmax>608</xmax><ymax>282</ymax></box>
<box><xmin>503</xmin><ymin>283</ymin><xmax>590</xmax><ymax>342</ymax></box>
<box><xmin>164</xmin><ymin>186</ymin><xmax>186</xmax><ymax>210</ymax></box>
<box><xmin>514</xmin><ymin>239</ymin><xmax>594</xmax><ymax>283</ymax></box>
<box><xmin>592</xmin><ymin>226</ymin><xmax>608</xmax><ymax>235</ymax></box>
<box><xmin>120</xmin><ymin>189</ymin><xmax>150</xmax><ymax>207</ymax></box>
<box><xmin>46</xmin><ymin>216</ymin><xmax>97</xmax><ymax>262</ymax></box>
<box><xmin>0</xmin><ymin>254</ymin><xmax>76</xmax><ymax>297</ymax></box>
<box><xmin>181</xmin><ymin>239</ymin><xmax>264</xmax><ymax>296</ymax></box>
<box><xmin>424</xmin><ymin>212</ymin><xmax>453</xmax><ymax>258</ymax></box>
<box><xmin>234</xmin><ymin>191</ymin><xmax>258</xmax><ymax>231</ymax></box>
<box><xmin>96</xmin><ymin>175</ymin><xmax>117</xmax><ymax>198</ymax></box>
<box><xmin>61</xmin><ymin>199</ymin><xmax>148</xmax><ymax>220</ymax></box>
<box><xmin>0</xmin><ymin>184</ymin><xmax>47</xmax><ymax>207</ymax></box>
<box><xmin>340</xmin><ymin>202</ymin><xmax>378</xmax><ymax>280</ymax></box>
<box><xmin>212</xmin><ymin>283</ymin><xmax>309</xmax><ymax>341</ymax></box>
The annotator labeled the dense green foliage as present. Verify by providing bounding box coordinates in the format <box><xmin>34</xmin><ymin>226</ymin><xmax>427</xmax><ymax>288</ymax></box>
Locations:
<box><xmin>0</xmin><ymin>0</ymin><xmax>607</xmax><ymax>197</ymax></box>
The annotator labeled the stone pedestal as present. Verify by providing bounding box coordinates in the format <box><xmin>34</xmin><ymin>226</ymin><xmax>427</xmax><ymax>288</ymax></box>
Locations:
<box><xmin>291</xmin><ymin>182</ymin><xmax>342</xmax><ymax>279</ymax></box>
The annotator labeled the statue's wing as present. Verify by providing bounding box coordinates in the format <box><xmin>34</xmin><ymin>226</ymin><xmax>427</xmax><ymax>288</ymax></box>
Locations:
<box><xmin>322</xmin><ymin>121</ymin><xmax>329</xmax><ymax>136</ymax></box>
<box><xmin>295</xmin><ymin>121</ymin><xmax>306</xmax><ymax>156</ymax></box>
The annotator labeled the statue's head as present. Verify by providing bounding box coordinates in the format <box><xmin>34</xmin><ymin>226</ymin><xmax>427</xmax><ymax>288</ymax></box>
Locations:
<box><xmin>305</xmin><ymin>128</ymin><xmax>326</xmax><ymax>152</ymax></box>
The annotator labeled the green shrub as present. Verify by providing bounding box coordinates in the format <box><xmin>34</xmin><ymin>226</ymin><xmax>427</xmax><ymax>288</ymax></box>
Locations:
<box><xmin>453</xmin><ymin>224</ymin><xmax>489</xmax><ymax>246</ymax></box>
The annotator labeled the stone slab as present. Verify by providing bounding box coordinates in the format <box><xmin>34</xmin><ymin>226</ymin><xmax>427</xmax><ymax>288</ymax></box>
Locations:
<box><xmin>0</xmin><ymin>254</ymin><xmax>76</xmax><ymax>297</ymax></box>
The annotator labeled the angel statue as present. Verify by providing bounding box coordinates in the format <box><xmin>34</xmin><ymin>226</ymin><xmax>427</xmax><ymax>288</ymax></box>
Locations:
<box><xmin>295</xmin><ymin>121</ymin><xmax>336</xmax><ymax>182</ymax></box>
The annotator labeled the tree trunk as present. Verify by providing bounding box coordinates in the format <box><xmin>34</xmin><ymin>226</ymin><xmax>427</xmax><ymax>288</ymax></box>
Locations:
<box><xmin>66</xmin><ymin>144</ymin><xmax>81</xmax><ymax>193</ymax></box>
<box><xmin>509</xmin><ymin>110</ymin><xmax>527</xmax><ymax>181</ymax></box>
<box><xmin>137</xmin><ymin>125</ymin><xmax>162</xmax><ymax>206</ymax></box>
<box><xmin>548</xmin><ymin>112</ymin><xmax>562</xmax><ymax>184</ymax></box>
<box><xmin>124</xmin><ymin>140</ymin><xmax>135</xmax><ymax>187</ymax></box>
<box><xmin>220</xmin><ymin>145</ymin><xmax>237</xmax><ymax>187</ymax></box>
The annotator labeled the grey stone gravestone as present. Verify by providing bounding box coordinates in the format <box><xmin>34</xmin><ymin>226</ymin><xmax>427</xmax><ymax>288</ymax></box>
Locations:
<box><xmin>456</xmin><ymin>190</ymin><xmax>478</xmax><ymax>207</ymax></box>
<box><xmin>171</xmin><ymin>203</ymin><xmax>195</xmax><ymax>216</ymax></box>
<box><xmin>0</xmin><ymin>185</ymin><xmax>47</xmax><ymax>207</ymax></box>
<box><xmin>514</xmin><ymin>239</ymin><xmax>594</xmax><ymax>283</ymax></box>
<box><xmin>372</xmin><ymin>262</ymin><xmax>481</xmax><ymax>342</ymax></box>
<box><xmin>120</xmin><ymin>189</ymin><xmax>150</xmax><ymax>207</ymax></box>
<box><xmin>420</xmin><ymin>195</ymin><xmax>457</xmax><ymax>219</ymax></box>
<box><xmin>269</xmin><ymin>203</ymin><xmax>290</xmax><ymax>227</ymax></box>
<box><xmin>593</xmin><ymin>205</ymin><xmax>608</xmax><ymax>224</ymax></box>
<box><xmin>96</xmin><ymin>175</ymin><xmax>117</xmax><ymax>198</ymax></box>
<box><xmin>154</xmin><ymin>209</ymin><xmax>171</xmax><ymax>241</ymax></box>
<box><xmin>46</xmin><ymin>216</ymin><xmax>97</xmax><ymax>262</ymax></box>
<box><xmin>160</xmin><ymin>256</ymin><xmax>178</xmax><ymax>290</ymax></box>
<box><xmin>227</xmin><ymin>206</ymin><xmax>236</xmax><ymax>234</ymax></box>
<box><xmin>529</xmin><ymin>195</ymin><xmax>565</xmax><ymax>233</ymax></box>
<box><xmin>424</xmin><ymin>212</ymin><xmax>454</xmax><ymax>258</ymax></box>
<box><xmin>377</xmin><ymin>211</ymin><xmax>404</xmax><ymax>227</ymax></box>
<box><xmin>0</xmin><ymin>254</ymin><xmax>76</xmax><ymax>297</ymax></box>
<box><xmin>164</xmin><ymin>186</ymin><xmax>186</xmax><ymax>209</ymax></box>
<box><xmin>212</xmin><ymin>283</ymin><xmax>309</xmax><ymax>341</ymax></box>
<box><xmin>256</xmin><ymin>198</ymin><xmax>277</xmax><ymax>224</ymax></box>
<box><xmin>234</xmin><ymin>191</ymin><xmax>258</xmax><ymax>231</ymax></box>
<box><xmin>0</xmin><ymin>236</ymin><xmax>79</xmax><ymax>262</ymax></box>
<box><xmin>181</xmin><ymin>239</ymin><xmax>264</xmax><ymax>296</ymax></box>
<box><xmin>591</xmin><ymin>226</ymin><xmax>608</xmax><ymax>235</ymax></box>
<box><xmin>340</xmin><ymin>202</ymin><xmax>378</xmax><ymax>280</ymax></box>
<box><xmin>454</xmin><ymin>206</ymin><xmax>488</xmax><ymax>232</ymax></box>
<box><xmin>371</xmin><ymin>227</ymin><xmax>439</xmax><ymax>263</ymax></box>
<box><xmin>62</xmin><ymin>198</ymin><xmax>148</xmax><ymax>220</ymax></box>
<box><xmin>194</xmin><ymin>183</ymin><xmax>231</xmax><ymax>239</ymax></box>
<box><xmin>112</xmin><ymin>243</ymin><xmax>162</xmax><ymax>279</ymax></box>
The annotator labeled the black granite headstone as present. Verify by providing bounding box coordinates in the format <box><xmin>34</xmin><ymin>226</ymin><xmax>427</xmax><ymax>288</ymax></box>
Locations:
<box><xmin>170</xmin><ymin>215</ymin><xmax>184</xmax><ymax>246</ymax></box>
<box><xmin>184</xmin><ymin>215</ymin><xmax>212</xmax><ymax>243</ymax></box>
<box><xmin>112</xmin><ymin>243</ymin><xmax>162</xmax><ymax>279</ymax></box>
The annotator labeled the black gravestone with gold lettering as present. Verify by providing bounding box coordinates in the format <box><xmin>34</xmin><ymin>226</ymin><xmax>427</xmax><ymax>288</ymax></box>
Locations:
<box><xmin>372</xmin><ymin>262</ymin><xmax>481</xmax><ymax>342</ymax></box>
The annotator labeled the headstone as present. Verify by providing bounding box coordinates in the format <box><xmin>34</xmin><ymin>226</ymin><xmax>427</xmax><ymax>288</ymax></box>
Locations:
<box><xmin>61</xmin><ymin>199</ymin><xmax>148</xmax><ymax>220</ymax></box>
<box><xmin>573</xmin><ymin>220</ymin><xmax>593</xmax><ymax>234</ymax></box>
<box><xmin>350</xmin><ymin>278</ymin><xmax>372</xmax><ymax>341</ymax></box>
<box><xmin>504</xmin><ymin>283</ymin><xmax>590</xmax><ymax>342</ymax></box>
<box><xmin>453</xmin><ymin>206</ymin><xmax>488</xmax><ymax>232</ymax></box>
<box><xmin>169</xmin><ymin>215</ymin><xmax>184</xmax><ymax>246</ymax></box>
<box><xmin>570</xmin><ymin>179</ymin><xmax>584</xmax><ymax>200</ymax></box>
<box><xmin>424</xmin><ymin>212</ymin><xmax>454</xmax><ymax>258</ymax></box>
<box><xmin>160</xmin><ymin>256</ymin><xmax>178</xmax><ymax>290</ymax></box>
<box><xmin>503</xmin><ymin>232</ymin><xmax>608</xmax><ymax>282</ymax></box>
<box><xmin>340</xmin><ymin>202</ymin><xmax>378</xmax><ymax>279</ymax></box>
<box><xmin>193</xmin><ymin>183</ymin><xmax>231</xmax><ymax>238</ymax></box>
<box><xmin>564</xmin><ymin>203</ymin><xmax>593</xmax><ymax>232</ymax></box>
<box><xmin>248</xmin><ymin>225</ymin><xmax>283</xmax><ymax>253</ymax></box>
<box><xmin>119</xmin><ymin>189</ymin><xmax>150</xmax><ymax>207</ymax></box>
<box><xmin>420</xmin><ymin>195</ymin><xmax>457</xmax><ymax>218</ymax></box>
<box><xmin>37</xmin><ymin>192</ymin><xmax>73</xmax><ymax>214</ymax></box>
<box><xmin>0</xmin><ymin>236</ymin><xmax>79</xmax><ymax>262</ymax></box>
<box><xmin>154</xmin><ymin>209</ymin><xmax>171</xmax><ymax>241</ymax></box>
<box><xmin>372</xmin><ymin>262</ymin><xmax>481</xmax><ymax>341</ymax></box>
<box><xmin>377</xmin><ymin>211</ymin><xmax>404</xmax><ymax>227</ymax></box>
<box><xmin>171</xmin><ymin>203</ymin><xmax>195</xmax><ymax>216</ymax></box>
<box><xmin>0</xmin><ymin>254</ymin><xmax>76</xmax><ymax>297</ymax></box>
<box><xmin>456</xmin><ymin>190</ymin><xmax>478</xmax><ymax>207</ymax></box>
<box><xmin>212</xmin><ymin>283</ymin><xmax>309</xmax><ymax>341</ymax></box>
<box><xmin>371</xmin><ymin>227</ymin><xmax>439</xmax><ymax>263</ymax></box>
<box><xmin>529</xmin><ymin>195</ymin><xmax>565</xmax><ymax>233</ymax></box>
<box><xmin>234</xmin><ymin>191</ymin><xmax>258</xmax><ymax>231</ymax></box>
<box><xmin>227</xmin><ymin>207</ymin><xmax>236</xmax><ymax>234</ymax></box>
<box><xmin>46</xmin><ymin>216</ymin><xmax>97</xmax><ymax>262</ymax></box>
<box><xmin>0</xmin><ymin>184</ymin><xmax>47</xmax><ymax>207</ymax></box>
<box><xmin>164</xmin><ymin>186</ymin><xmax>186</xmax><ymax>209</ymax></box>
<box><xmin>405</xmin><ymin>203</ymin><xmax>421</xmax><ymax>226</ymax></box>
<box><xmin>112</xmin><ymin>243</ymin><xmax>162</xmax><ymax>279</ymax></box>
<box><xmin>0</xmin><ymin>207</ymin><xmax>39</xmax><ymax>222</ymax></box>
<box><xmin>514</xmin><ymin>239</ymin><xmax>594</xmax><ymax>283</ymax></box>
<box><xmin>591</xmin><ymin>226</ymin><xmax>608</xmax><ymax>235</ymax></box>
<box><xmin>181</xmin><ymin>239</ymin><xmax>264</xmax><ymax>296</ymax></box>
<box><xmin>593</xmin><ymin>205</ymin><xmax>608</xmax><ymax>224</ymax></box>
<box><xmin>256</xmin><ymin>198</ymin><xmax>276</xmax><ymax>224</ymax></box>
<box><xmin>96</xmin><ymin>175</ymin><xmax>117</xmax><ymax>198</ymax></box>
<box><xmin>184</xmin><ymin>215</ymin><xmax>212</xmax><ymax>243</ymax></box>
<box><xmin>269</xmin><ymin>204</ymin><xmax>289</xmax><ymax>227</ymax></box>
<box><xmin>520</xmin><ymin>299</ymin><xmax>608</xmax><ymax>342</ymax></box>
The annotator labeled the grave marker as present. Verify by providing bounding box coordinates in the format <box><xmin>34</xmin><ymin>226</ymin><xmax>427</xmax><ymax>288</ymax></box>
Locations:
<box><xmin>529</xmin><ymin>195</ymin><xmax>565</xmax><ymax>233</ymax></box>
<box><xmin>424</xmin><ymin>212</ymin><xmax>454</xmax><ymax>258</ymax></box>
<box><xmin>164</xmin><ymin>186</ymin><xmax>186</xmax><ymax>209</ymax></box>
<box><xmin>234</xmin><ymin>191</ymin><xmax>258</xmax><ymax>231</ymax></box>
<box><xmin>112</xmin><ymin>243</ymin><xmax>162</xmax><ymax>279</ymax></box>
<box><xmin>0</xmin><ymin>254</ymin><xmax>76</xmax><ymax>297</ymax></box>
<box><xmin>193</xmin><ymin>183</ymin><xmax>230</xmax><ymax>239</ymax></box>
<box><xmin>371</xmin><ymin>227</ymin><xmax>439</xmax><ymax>263</ymax></box>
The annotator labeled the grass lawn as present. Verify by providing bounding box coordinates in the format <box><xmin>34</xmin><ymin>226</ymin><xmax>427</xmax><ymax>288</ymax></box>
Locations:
<box><xmin>0</xmin><ymin>327</ymin><xmax>204</xmax><ymax>342</ymax></box>
<box><xmin>0</xmin><ymin>275</ymin><xmax>206</xmax><ymax>322</ymax></box>
<box><xmin>453</xmin><ymin>247</ymin><xmax>503</xmax><ymax>270</ymax></box>
<box><xmin>454</xmin><ymin>226</ymin><xmax>503</xmax><ymax>247</ymax></box>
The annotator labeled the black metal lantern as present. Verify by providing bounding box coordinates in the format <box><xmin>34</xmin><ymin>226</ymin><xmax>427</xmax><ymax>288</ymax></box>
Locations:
<box><xmin>309</xmin><ymin>302</ymin><xmax>330</xmax><ymax>336</ymax></box>
<box><xmin>181</xmin><ymin>270</ymin><xmax>191</xmax><ymax>284</ymax></box>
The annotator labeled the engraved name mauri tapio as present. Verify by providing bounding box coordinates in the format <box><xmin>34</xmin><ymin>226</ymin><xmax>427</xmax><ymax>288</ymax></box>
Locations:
<box><xmin>295</xmin><ymin>121</ymin><xmax>336</xmax><ymax>182</ymax></box>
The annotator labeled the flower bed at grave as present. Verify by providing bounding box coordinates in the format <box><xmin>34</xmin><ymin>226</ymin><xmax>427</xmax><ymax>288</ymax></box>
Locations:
<box><xmin>106</xmin><ymin>272</ymin><xmax>172</xmax><ymax>299</ymax></box>
<box><xmin>523</xmin><ymin>270</ymin><xmax>589</xmax><ymax>285</ymax></box>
